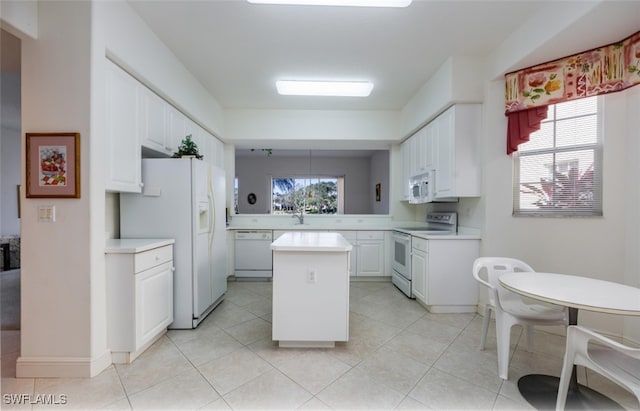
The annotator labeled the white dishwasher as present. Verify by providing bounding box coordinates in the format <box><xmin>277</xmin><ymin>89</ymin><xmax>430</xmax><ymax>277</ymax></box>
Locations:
<box><xmin>234</xmin><ymin>230</ymin><xmax>273</xmax><ymax>279</ymax></box>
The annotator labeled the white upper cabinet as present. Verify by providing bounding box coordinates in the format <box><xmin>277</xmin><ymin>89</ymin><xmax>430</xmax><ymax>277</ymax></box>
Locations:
<box><xmin>400</xmin><ymin>119</ymin><xmax>435</xmax><ymax>200</ymax></box>
<box><xmin>168</xmin><ymin>105</ymin><xmax>188</xmax><ymax>155</ymax></box>
<box><xmin>105</xmin><ymin>61</ymin><xmax>142</xmax><ymax>193</ymax></box>
<box><xmin>400</xmin><ymin>103</ymin><xmax>481</xmax><ymax>201</ymax></box>
<box><xmin>434</xmin><ymin>104</ymin><xmax>481</xmax><ymax>198</ymax></box>
<box><xmin>139</xmin><ymin>86</ymin><xmax>170</xmax><ymax>156</ymax></box>
<box><xmin>105</xmin><ymin>59</ymin><xmax>225</xmax><ymax>192</ymax></box>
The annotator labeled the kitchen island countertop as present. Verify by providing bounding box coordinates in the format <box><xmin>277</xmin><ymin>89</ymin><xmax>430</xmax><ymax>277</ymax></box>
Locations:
<box><xmin>270</xmin><ymin>232</ymin><xmax>352</xmax><ymax>252</ymax></box>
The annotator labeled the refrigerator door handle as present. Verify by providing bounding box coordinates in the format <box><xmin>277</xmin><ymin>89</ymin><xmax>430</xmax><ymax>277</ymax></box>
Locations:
<box><xmin>207</xmin><ymin>167</ymin><xmax>215</xmax><ymax>249</ymax></box>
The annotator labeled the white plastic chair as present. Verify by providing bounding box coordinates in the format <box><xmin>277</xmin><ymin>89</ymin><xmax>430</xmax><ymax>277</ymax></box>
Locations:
<box><xmin>556</xmin><ymin>325</ymin><xmax>640</xmax><ymax>410</ymax></box>
<box><xmin>472</xmin><ymin>257</ymin><xmax>569</xmax><ymax>380</ymax></box>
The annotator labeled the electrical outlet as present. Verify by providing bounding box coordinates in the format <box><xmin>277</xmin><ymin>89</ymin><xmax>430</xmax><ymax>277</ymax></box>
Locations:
<box><xmin>307</xmin><ymin>269</ymin><xmax>316</xmax><ymax>283</ymax></box>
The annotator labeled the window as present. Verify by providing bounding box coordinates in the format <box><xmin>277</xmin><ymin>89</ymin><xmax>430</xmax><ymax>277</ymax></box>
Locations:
<box><xmin>513</xmin><ymin>96</ymin><xmax>602</xmax><ymax>216</ymax></box>
<box><xmin>272</xmin><ymin>177</ymin><xmax>344</xmax><ymax>215</ymax></box>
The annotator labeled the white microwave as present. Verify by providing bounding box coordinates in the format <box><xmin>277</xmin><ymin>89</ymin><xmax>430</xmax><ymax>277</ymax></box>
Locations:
<box><xmin>409</xmin><ymin>171</ymin><xmax>434</xmax><ymax>204</ymax></box>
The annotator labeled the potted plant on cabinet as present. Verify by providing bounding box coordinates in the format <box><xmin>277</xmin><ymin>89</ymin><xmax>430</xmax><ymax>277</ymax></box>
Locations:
<box><xmin>172</xmin><ymin>135</ymin><xmax>203</xmax><ymax>160</ymax></box>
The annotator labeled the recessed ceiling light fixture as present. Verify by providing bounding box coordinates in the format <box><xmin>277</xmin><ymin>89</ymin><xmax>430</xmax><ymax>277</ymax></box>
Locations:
<box><xmin>248</xmin><ymin>0</ymin><xmax>412</xmax><ymax>7</ymax></box>
<box><xmin>276</xmin><ymin>80</ymin><xmax>374</xmax><ymax>97</ymax></box>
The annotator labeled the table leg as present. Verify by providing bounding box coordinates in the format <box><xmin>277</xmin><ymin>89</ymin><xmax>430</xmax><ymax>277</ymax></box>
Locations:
<box><xmin>516</xmin><ymin>308</ymin><xmax>624</xmax><ymax>410</ymax></box>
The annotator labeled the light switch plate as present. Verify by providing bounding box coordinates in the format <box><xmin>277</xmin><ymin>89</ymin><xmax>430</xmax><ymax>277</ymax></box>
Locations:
<box><xmin>38</xmin><ymin>205</ymin><xmax>56</xmax><ymax>222</ymax></box>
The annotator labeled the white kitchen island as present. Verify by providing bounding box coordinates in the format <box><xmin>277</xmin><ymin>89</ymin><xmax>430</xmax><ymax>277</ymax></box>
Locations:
<box><xmin>271</xmin><ymin>232</ymin><xmax>352</xmax><ymax>348</ymax></box>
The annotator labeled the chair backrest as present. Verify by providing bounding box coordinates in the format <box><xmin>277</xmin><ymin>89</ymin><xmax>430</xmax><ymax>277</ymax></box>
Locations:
<box><xmin>472</xmin><ymin>257</ymin><xmax>535</xmax><ymax>308</ymax></box>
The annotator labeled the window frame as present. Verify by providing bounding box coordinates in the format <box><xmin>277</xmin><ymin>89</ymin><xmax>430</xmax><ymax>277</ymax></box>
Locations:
<box><xmin>513</xmin><ymin>96</ymin><xmax>603</xmax><ymax>217</ymax></box>
<box><xmin>270</xmin><ymin>175</ymin><xmax>344</xmax><ymax>215</ymax></box>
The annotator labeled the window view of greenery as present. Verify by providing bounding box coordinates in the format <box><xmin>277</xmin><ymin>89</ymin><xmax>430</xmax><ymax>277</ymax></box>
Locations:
<box><xmin>514</xmin><ymin>96</ymin><xmax>602</xmax><ymax>216</ymax></box>
<box><xmin>272</xmin><ymin>177</ymin><xmax>342</xmax><ymax>215</ymax></box>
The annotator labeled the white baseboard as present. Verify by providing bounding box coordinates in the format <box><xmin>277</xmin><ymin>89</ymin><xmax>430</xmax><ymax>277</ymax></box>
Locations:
<box><xmin>16</xmin><ymin>349</ymin><xmax>112</xmax><ymax>378</ymax></box>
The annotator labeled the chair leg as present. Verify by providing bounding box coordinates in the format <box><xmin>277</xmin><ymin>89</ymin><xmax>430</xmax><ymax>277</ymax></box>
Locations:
<box><xmin>479</xmin><ymin>305</ymin><xmax>491</xmax><ymax>350</ymax></box>
<box><xmin>555</xmin><ymin>344</ymin><xmax>576</xmax><ymax>410</ymax></box>
<box><xmin>495</xmin><ymin>313</ymin><xmax>513</xmax><ymax>380</ymax></box>
<box><xmin>525</xmin><ymin>324</ymin><xmax>534</xmax><ymax>352</ymax></box>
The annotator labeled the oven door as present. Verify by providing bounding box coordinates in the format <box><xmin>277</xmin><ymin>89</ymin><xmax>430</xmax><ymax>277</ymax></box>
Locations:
<box><xmin>391</xmin><ymin>231</ymin><xmax>411</xmax><ymax>279</ymax></box>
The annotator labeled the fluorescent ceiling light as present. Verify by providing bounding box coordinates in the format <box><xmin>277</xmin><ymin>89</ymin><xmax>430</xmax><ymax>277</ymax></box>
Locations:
<box><xmin>276</xmin><ymin>80</ymin><xmax>374</xmax><ymax>97</ymax></box>
<box><xmin>248</xmin><ymin>0</ymin><xmax>412</xmax><ymax>7</ymax></box>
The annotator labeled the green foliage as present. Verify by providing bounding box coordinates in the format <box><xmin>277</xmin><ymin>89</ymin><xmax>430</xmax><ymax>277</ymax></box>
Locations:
<box><xmin>172</xmin><ymin>135</ymin><xmax>203</xmax><ymax>160</ymax></box>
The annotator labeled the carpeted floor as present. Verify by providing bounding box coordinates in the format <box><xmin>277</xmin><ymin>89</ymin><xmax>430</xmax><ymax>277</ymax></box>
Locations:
<box><xmin>1</xmin><ymin>269</ymin><xmax>20</xmax><ymax>330</ymax></box>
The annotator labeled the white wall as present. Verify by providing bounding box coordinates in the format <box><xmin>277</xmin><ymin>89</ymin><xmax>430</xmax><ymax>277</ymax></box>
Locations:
<box><xmin>225</xmin><ymin>108</ymin><xmax>398</xmax><ymax>148</ymax></box>
<box><xmin>19</xmin><ymin>0</ymin><xmax>109</xmax><ymax>377</ymax></box>
<box><xmin>479</xmin><ymin>79</ymin><xmax>639</xmax><ymax>337</ymax></box>
<box><xmin>235</xmin><ymin>154</ymin><xmax>386</xmax><ymax>215</ymax></box>
<box><xmin>1</xmin><ymin>72</ymin><xmax>21</xmax><ymax>236</ymax></box>
<box><xmin>623</xmin><ymin>86</ymin><xmax>640</xmax><ymax>344</ymax></box>
<box><xmin>370</xmin><ymin>150</ymin><xmax>389</xmax><ymax>215</ymax></box>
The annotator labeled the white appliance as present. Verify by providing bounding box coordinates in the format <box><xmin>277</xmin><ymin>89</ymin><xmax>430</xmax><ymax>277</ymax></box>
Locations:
<box><xmin>120</xmin><ymin>158</ymin><xmax>227</xmax><ymax>329</ymax></box>
<box><xmin>409</xmin><ymin>171</ymin><xmax>435</xmax><ymax>204</ymax></box>
<box><xmin>391</xmin><ymin>231</ymin><xmax>412</xmax><ymax>297</ymax></box>
<box><xmin>391</xmin><ymin>212</ymin><xmax>458</xmax><ymax>297</ymax></box>
<box><xmin>235</xmin><ymin>230</ymin><xmax>273</xmax><ymax>278</ymax></box>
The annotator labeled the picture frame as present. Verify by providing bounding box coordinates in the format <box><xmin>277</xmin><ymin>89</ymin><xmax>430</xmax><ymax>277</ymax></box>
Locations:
<box><xmin>375</xmin><ymin>183</ymin><xmax>381</xmax><ymax>202</ymax></box>
<box><xmin>26</xmin><ymin>132</ymin><xmax>80</xmax><ymax>198</ymax></box>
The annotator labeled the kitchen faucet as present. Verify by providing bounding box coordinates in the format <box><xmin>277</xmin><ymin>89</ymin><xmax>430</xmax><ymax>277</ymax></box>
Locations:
<box><xmin>292</xmin><ymin>210</ymin><xmax>304</xmax><ymax>225</ymax></box>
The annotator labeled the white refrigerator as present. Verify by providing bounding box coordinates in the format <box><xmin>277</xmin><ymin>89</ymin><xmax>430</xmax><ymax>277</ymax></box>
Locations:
<box><xmin>120</xmin><ymin>158</ymin><xmax>227</xmax><ymax>329</ymax></box>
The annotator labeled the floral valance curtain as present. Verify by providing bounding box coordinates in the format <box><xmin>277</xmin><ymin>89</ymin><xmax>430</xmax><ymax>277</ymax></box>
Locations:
<box><xmin>504</xmin><ymin>30</ymin><xmax>640</xmax><ymax>154</ymax></box>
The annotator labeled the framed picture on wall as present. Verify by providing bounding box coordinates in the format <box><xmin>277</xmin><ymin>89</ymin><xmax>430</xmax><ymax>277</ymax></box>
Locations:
<box><xmin>26</xmin><ymin>132</ymin><xmax>80</xmax><ymax>198</ymax></box>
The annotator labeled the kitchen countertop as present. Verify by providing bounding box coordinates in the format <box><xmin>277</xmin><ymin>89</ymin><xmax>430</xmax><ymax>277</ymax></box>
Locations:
<box><xmin>271</xmin><ymin>232</ymin><xmax>353</xmax><ymax>252</ymax></box>
<box><xmin>392</xmin><ymin>227</ymin><xmax>481</xmax><ymax>240</ymax></box>
<box><xmin>105</xmin><ymin>238</ymin><xmax>175</xmax><ymax>253</ymax></box>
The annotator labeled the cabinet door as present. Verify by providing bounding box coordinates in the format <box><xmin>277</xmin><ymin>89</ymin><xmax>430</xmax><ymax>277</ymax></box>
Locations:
<box><xmin>401</xmin><ymin>140</ymin><xmax>411</xmax><ymax>200</ymax></box>
<box><xmin>105</xmin><ymin>61</ymin><xmax>142</xmax><ymax>192</ymax></box>
<box><xmin>139</xmin><ymin>86</ymin><xmax>169</xmax><ymax>155</ymax></box>
<box><xmin>409</xmin><ymin>134</ymin><xmax>419</xmax><ymax>177</ymax></box>
<box><xmin>167</xmin><ymin>106</ymin><xmax>187</xmax><ymax>154</ymax></box>
<box><xmin>213</xmin><ymin>137</ymin><xmax>225</xmax><ymax>169</ymax></box>
<box><xmin>411</xmin><ymin>248</ymin><xmax>427</xmax><ymax>304</ymax></box>
<box><xmin>135</xmin><ymin>261</ymin><xmax>174</xmax><ymax>348</ymax></box>
<box><xmin>415</xmin><ymin>127</ymin><xmax>430</xmax><ymax>175</ymax></box>
<box><xmin>423</xmin><ymin>122</ymin><xmax>436</xmax><ymax>170</ymax></box>
<box><xmin>435</xmin><ymin>107</ymin><xmax>455</xmax><ymax>197</ymax></box>
<box><xmin>357</xmin><ymin>240</ymin><xmax>384</xmax><ymax>276</ymax></box>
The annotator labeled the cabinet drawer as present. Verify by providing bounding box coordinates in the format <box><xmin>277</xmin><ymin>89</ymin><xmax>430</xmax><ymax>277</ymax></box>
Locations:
<box><xmin>357</xmin><ymin>231</ymin><xmax>384</xmax><ymax>241</ymax></box>
<box><xmin>134</xmin><ymin>245</ymin><xmax>173</xmax><ymax>273</ymax></box>
<box><xmin>412</xmin><ymin>237</ymin><xmax>428</xmax><ymax>253</ymax></box>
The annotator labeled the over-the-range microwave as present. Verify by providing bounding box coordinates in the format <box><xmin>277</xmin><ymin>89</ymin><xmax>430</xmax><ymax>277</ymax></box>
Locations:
<box><xmin>409</xmin><ymin>171</ymin><xmax>434</xmax><ymax>204</ymax></box>
<box><xmin>409</xmin><ymin>170</ymin><xmax>458</xmax><ymax>204</ymax></box>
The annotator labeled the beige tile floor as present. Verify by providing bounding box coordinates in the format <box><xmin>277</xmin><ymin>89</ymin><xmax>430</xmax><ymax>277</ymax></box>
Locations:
<box><xmin>2</xmin><ymin>280</ymin><xmax>638</xmax><ymax>410</ymax></box>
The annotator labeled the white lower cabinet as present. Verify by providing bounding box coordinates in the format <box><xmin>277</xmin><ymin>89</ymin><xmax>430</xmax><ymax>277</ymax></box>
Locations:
<box><xmin>411</xmin><ymin>237</ymin><xmax>479</xmax><ymax>312</ymax></box>
<box><xmin>106</xmin><ymin>240</ymin><xmax>174</xmax><ymax>364</ymax></box>
<box><xmin>332</xmin><ymin>231</ymin><xmax>386</xmax><ymax>277</ymax></box>
<box><xmin>356</xmin><ymin>231</ymin><xmax>385</xmax><ymax>276</ymax></box>
<box><xmin>411</xmin><ymin>237</ymin><xmax>428</xmax><ymax>302</ymax></box>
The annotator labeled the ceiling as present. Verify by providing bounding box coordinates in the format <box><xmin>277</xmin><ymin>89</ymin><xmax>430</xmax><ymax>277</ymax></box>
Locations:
<box><xmin>127</xmin><ymin>0</ymin><xmax>556</xmax><ymax>111</ymax></box>
<box><xmin>126</xmin><ymin>1</ymin><xmax>640</xmax><ymax>112</ymax></box>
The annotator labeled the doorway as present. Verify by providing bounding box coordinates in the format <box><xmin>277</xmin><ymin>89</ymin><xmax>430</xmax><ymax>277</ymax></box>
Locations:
<box><xmin>1</xmin><ymin>28</ymin><xmax>22</xmax><ymax>378</ymax></box>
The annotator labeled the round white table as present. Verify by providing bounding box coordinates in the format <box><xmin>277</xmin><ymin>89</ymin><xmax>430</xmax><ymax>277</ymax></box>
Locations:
<box><xmin>499</xmin><ymin>272</ymin><xmax>640</xmax><ymax>410</ymax></box>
